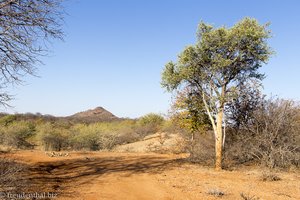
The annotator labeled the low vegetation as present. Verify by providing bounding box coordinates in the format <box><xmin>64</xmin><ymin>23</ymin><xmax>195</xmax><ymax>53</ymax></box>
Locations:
<box><xmin>0</xmin><ymin>157</ymin><xmax>27</xmax><ymax>197</ymax></box>
<box><xmin>207</xmin><ymin>188</ymin><xmax>225</xmax><ymax>197</ymax></box>
<box><xmin>240</xmin><ymin>193</ymin><xmax>260</xmax><ymax>200</ymax></box>
<box><xmin>260</xmin><ymin>171</ymin><xmax>281</xmax><ymax>182</ymax></box>
<box><xmin>0</xmin><ymin>113</ymin><xmax>167</xmax><ymax>152</ymax></box>
<box><xmin>225</xmin><ymin>98</ymin><xmax>300</xmax><ymax>169</ymax></box>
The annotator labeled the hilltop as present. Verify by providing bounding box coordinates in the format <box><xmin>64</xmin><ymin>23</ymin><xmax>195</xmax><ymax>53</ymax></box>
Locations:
<box><xmin>67</xmin><ymin>106</ymin><xmax>120</xmax><ymax>123</ymax></box>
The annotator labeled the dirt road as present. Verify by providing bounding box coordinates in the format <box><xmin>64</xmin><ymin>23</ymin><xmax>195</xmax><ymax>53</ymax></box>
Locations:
<box><xmin>3</xmin><ymin>151</ymin><xmax>300</xmax><ymax>200</ymax></box>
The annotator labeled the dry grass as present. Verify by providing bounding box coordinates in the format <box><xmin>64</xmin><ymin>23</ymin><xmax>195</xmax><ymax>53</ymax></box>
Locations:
<box><xmin>207</xmin><ymin>188</ymin><xmax>225</xmax><ymax>197</ymax></box>
<box><xmin>260</xmin><ymin>171</ymin><xmax>281</xmax><ymax>182</ymax></box>
<box><xmin>0</xmin><ymin>157</ymin><xmax>27</xmax><ymax>199</ymax></box>
<box><xmin>240</xmin><ymin>192</ymin><xmax>260</xmax><ymax>200</ymax></box>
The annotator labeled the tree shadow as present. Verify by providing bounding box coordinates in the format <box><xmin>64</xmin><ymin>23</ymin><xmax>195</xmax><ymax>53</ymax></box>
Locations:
<box><xmin>23</xmin><ymin>154</ymin><xmax>186</xmax><ymax>198</ymax></box>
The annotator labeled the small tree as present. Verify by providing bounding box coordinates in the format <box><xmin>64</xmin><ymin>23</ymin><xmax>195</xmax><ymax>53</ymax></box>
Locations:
<box><xmin>162</xmin><ymin>18</ymin><xmax>272</xmax><ymax>170</ymax></box>
<box><xmin>170</xmin><ymin>87</ymin><xmax>211</xmax><ymax>140</ymax></box>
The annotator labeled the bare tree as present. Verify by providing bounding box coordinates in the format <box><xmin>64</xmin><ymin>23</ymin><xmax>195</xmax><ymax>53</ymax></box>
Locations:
<box><xmin>0</xmin><ymin>89</ymin><xmax>11</xmax><ymax>106</ymax></box>
<box><xmin>0</xmin><ymin>0</ymin><xmax>64</xmax><ymax>106</ymax></box>
<box><xmin>226</xmin><ymin>98</ymin><xmax>300</xmax><ymax>168</ymax></box>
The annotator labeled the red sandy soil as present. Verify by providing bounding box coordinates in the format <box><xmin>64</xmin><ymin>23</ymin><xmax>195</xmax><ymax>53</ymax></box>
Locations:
<box><xmin>1</xmin><ymin>150</ymin><xmax>299</xmax><ymax>200</ymax></box>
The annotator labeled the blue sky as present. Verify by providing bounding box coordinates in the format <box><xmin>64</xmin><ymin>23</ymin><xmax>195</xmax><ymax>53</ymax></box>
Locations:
<box><xmin>4</xmin><ymin>0</ymin><xmax>300</xmax><ymax>118</ymax></box>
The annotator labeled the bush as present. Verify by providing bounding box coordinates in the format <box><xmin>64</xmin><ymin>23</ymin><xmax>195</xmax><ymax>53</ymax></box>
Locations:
<box><xmin>0</xmin><ymin>121</ymin><xmax>35</xmax><ymax>149</ymax></box>
<box><xmin>225</xmin><ymin>98</ymin><xmax>300</xmax><ymax>169</ymax></box>
<box><xmin>0</xmin><ymin>115</ymin><xmax>17</xmax><ymax>126</ymax></box>
<box><xmin>0</xmin><ymin>158</ymin><xmax>27</xmax><ymax>198</ymax></box>
<box><xmin>136</xmin><ymin>113</ymin><xmax>165</xmax><ymax>137</ymax></box>
<box><xmin>70</xmin><ymin>124</ymin><xmax>100</xmax><ymax>150</ymax></box>
<box><xmin>99</xmin><ymin>134</ymin><xmax>118</xmax><ymax>150</ymax></box>
<box><xmin>108</xmin><ymin>120</ymin><xmax>140</xmax><ymax>145</ymax></box>
<box><xmin>70</xmin><ymin>123</ymin><xmax>120</xmax><ymax>151</ymax></box>
<box><xmin>36</xmin><ymin>123</ymin><xmax>70</xmax><ymax>151</ymax></box>
<box><xmin>187</xmin><ymin>132</ymin><xmax>215</xmax><ymax>165</ymax></box>
<box><xmin>161</xmin><ymin>119</ymin><xmax>182</xmax><ymax>134</ymax></box>
<box><xmin>115</xmin><ymin>128</ymin><xmax>140</xmax><ymax>145</ymax></box>
<box><xmin>260</xmin><ymin>171</ymin><xmax>281</xmax><ymax>181</ymax></box>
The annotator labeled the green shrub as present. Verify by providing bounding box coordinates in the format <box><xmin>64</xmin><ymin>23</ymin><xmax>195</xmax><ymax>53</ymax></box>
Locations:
<box><xmin>0</xmin><ymin>121</ymin><xmax>35</xmax><ymax>149</ymax></box>
<box><xmin>70</xmin><ymin>123</ymin><xmax>120</xmax><ymax>151</ymax></box>
<box><xmin>0</xmin><ymin>115</ymin><xmax>17</xmax><ymax>126</ymax></box>
<box><xmin>70</xmin><ymin>124</ymin><xmax>100</xmax><ymax>151</ymax></box>
<box><xmin>36</xmin><ymin>123</ymin><xmax>70</xmax><ymax>151</ymax></box>
<box><xmin>136</xmin><ymin>113</ymin><xmax>165</xmax><ymax>137</ymax></box>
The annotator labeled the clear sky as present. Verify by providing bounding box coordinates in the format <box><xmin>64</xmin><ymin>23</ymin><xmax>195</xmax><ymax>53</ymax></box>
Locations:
<box><xmin>3</xmin><ymin>0</ymin><xmax>300</xmax><ymax>118</ymax></box>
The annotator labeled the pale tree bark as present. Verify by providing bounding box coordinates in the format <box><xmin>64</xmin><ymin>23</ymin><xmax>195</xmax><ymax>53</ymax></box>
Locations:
<box><xmin>222</xmin><ymin>115</ymin><xmax>226</xmax><ymax>149</ymax></box>
<box><xmin>202</xmin><ymin>84</ymin><xmax>226</xmax><ymax>171</ymax></box>
<box><xmin>202</xmin><ymin>91</ymin><xmax>224</xmax><ymax>170</ymax></box>
<box><xmin>215</xmin><ymin>107</ymin><xmax>224</xmax><ymax>170</ymax></box>
<box><xmin>202</xmin><ymin>93</ymin><xmax>217</xmax><ymax>137</ymax></box>
<box><xmin>214</xmin><ymin>85</ymin><xmax>226</xmax><ymax>170</ymax></box>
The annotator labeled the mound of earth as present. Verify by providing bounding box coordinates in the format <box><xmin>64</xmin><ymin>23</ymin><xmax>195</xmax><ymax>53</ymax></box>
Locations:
<box><xmin>114</xmin><ymin>132</ymin><xmax>186</xmax><ymax>154</ymax></box>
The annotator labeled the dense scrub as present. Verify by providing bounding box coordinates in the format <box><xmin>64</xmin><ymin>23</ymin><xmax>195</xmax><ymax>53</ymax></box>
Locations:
<box><xmin>0</xmin><ymin>113</ymin><xmax>166</xmax><ymax>151</ymax></box>
<box><xmin>225</xmin><ymin>98</ymin><xmax>300</xmax><ymax>168</ymax></box>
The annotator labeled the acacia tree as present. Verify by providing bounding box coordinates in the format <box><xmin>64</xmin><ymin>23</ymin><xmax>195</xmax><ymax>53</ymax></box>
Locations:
<box><xmin>161</xmin><ymin>18</ymin><xmax>272</xmax><ymax>170</ymax></box>
<box><xmin>0</xmin><ymin>0</ymin><xmax>64</xmax><ymax>106</ymax></box>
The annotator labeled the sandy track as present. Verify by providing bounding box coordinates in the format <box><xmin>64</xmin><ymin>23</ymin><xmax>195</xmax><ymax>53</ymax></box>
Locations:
<box><xmin>2</xmin><ymin>150</ymin><xmax>300</xmax><ymax>200</ymax></box>
<box><xmin>8</xmin><ymin>151</ymin><xmax>187</xmax><ymax>200</ymax></box>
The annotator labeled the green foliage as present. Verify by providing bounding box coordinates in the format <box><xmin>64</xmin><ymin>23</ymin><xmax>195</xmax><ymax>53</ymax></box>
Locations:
<box><xmin>36</xmin><ymin>123</ymin><xmax>70</xmax><ymax>151</ymax></box>
<box><xmin>70</xmin><ymin>124</ymin><xmax>101</xmax><ymax>151</ymax></box>
<box><xmin>0</xmin><ymin>113</ymin><xmax>173</xmax><ymax>151</ymax></box>
<box><xmin>0</xmin><ymin>115</ymin><xmax>17</xmax><ymax>126</ymax></box>
<box><xmin>162</xmin><ymin>17</ymin><xmax>272</xmax><ymax>105</ymax></box>
<box><xmin>137</xmin><ymin>113</ymin><xmax>165</xmax><ymax>136</ymax></box>
<box><xmin>0</xmin><ymin>117</ymin><xmax>142</xmax><ymax>151</ymax></box>
<box><xmin>138</xmin><ymin>113</ymin><xmax>165</xmax><ymax>126</ymax></box>
<box><xmin>0</xmin><ymin>121</ymin><xmax>35</xmax><ymax>149</ymax></box>
<box><xmin>170</xmin><ymin>88</ymin><xmax>211</xmax><ymax>133</ymax></box>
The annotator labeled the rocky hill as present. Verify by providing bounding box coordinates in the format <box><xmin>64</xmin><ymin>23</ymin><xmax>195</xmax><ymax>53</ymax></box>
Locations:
<box><xmin>67</xmin><ymin>106</ymin><xmax>119</xmax><ymax>123</ymax></box>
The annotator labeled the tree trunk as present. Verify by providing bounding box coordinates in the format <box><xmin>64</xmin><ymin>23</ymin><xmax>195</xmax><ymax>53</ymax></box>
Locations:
<box><xmin>215</xmin><ymin>109</ymin><xmax>224</xmax><ymax>170</ymax></box>
<box><xmin>215</xmin><ymin>85</ymin><xmax>226</xmax><ymax>170</ymax></box>
<box><xmin>202</xmin><ymin>88</ymin><xmax>225</xmax><ymax>170</ymax></box>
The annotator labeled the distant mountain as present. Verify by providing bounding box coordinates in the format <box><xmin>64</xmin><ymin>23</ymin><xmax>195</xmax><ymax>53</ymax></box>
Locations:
<box><xmin>67</xmin><ymin>106</ymin><xmax>119</xmax><ymax>123</ymax></box>
<box><xmin>0</xmin><ymin>107</ymin><xmax>120</xmax><ymax>124</ymax></box>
